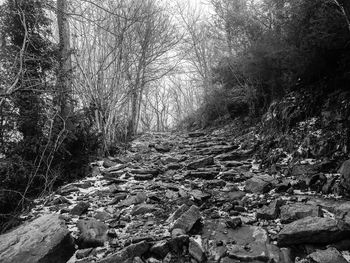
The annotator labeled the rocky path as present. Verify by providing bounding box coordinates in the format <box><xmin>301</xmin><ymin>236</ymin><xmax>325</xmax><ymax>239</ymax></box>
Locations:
<box><xmin>1</xmin><ymin>128</ymin><xmax>350</xmax><ymax>263</ymax></box>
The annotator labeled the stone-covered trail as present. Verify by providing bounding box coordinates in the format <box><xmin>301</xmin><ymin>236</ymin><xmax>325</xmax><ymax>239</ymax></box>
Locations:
<box><xmin>1</xmin><ymin>129</ymin><xmax>350</xmax><ymax>263</ymax></box>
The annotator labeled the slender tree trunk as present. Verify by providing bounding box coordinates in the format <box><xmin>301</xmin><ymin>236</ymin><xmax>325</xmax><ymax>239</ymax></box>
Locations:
<box><xmin>57</xmin><ymin>0</ymin><xmax>73</xmax><ymax>119</ymax></box>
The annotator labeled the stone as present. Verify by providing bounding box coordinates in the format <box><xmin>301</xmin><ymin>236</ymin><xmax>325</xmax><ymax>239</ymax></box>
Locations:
<box><xmin>134</xmin><ymin>174</ymin><xmax>154</xmax><ymax>180</ymax></box>
<box><xmin>166</xmin><ymin>163</ymin><xmax>182</xmax><ymax>170</ymax></box>
<box><xmin>277</xmin><ymin>217</ymin><xmax>350</xmax><ymax>246</ymax></box>
<box><xmin>280</xmin><ymin>203</ymin><xmax>322</xmax><ymax>223</ymax></box>
<box><xmin>202</xmin><ymin>219</ymin><xmax>276</xmax><ymax>262</ymax></box>
<box><xmin>71</xmin><ymin>201</ymin><xmax>90</xmax><ymax>216</ymax></box>
<box><xmin>187</xmin><ymin>156</ymin><xmax>214</xmax><ymax>170</ymax></box>
<box><xmin>257</xmin><ymin>199</ymin><xmax>284</xmax><ymax>220</ymax></box>
<box><xmin>98</xmin><ymin>241</ymin><xmax>150</xmax><ymax>263</ymax></box>
<box><xmin>130</xmin><ymin>169</ymin><xmax>159</xmax><ymax>175</ymax></box>
<box><xmin>167</xmin><ymin>204</ymin><xmax>190</xmax><ymax>223</ymax></box>
<box><xmin>167</xmin><ymin>235</ymin><xmax>189</xmax><ymax>253</ymax></box>
<box><xmin>189</xmin><ymin>237</ymin><xmax>206</xmax><ymax>262</ymax></box>
<box><xmin>190</xmin><ymin>189</ymin><xmax>211</xmax><ymax>202</ymax></box>
<box><xmin>117</xmin><ymin>192</ymin><xmax>147</xmax><ymax>207</ymax></box>
<box><xmin>308</xmin><ymin>247</ymin><xmax>347</xmax><ymax>263</ymax></box>
<box><xmin>131</xmin><ymin>204</ymin><xmax>158</xmax><ymax>216</ymax></box>
<box><xmin>170</xmin><ymin>205</ymin><xmax>201</xmax><ymax>233</ymax></box>
<box><xmin>77</xmin><ymin>219</ymin><xmax>108</xmax><ymax>248</ymax></box>
<box><xmin>150</xmin><ymin>240</ymin><xmax>169</xmax><ymax>259</ymax></box>
<box><xmin>339</xmin><ymin>159</ymin><xmax>350</xmax><ymax>191</ymax></box>
<box><xmin>76</xmin><ymin>248</ymin><xmax>93</xmax><ymax>259</ymax></box>
<box><xmin>187</xmin><ymin>171</ymin><xmax>219</xmax><ymax>180</ymax></box>
<box><xmin>188</xmin><ymin>132</ymin><xmax>205</xmax><ymax>137</ymax></box>
<box><xmin>225</xmin><ymin>217</ymin><xmax>242</xmax><ymax>229</ymax></box>
<box><xmin>245</xmin><ymin>175</ymin><xmax>274</xmax><ymax>193</ymax></box>
<box><xmin>0</xmin><ymin>214</ymin><xmax>75</xmax><ymax>263</ymax></box>
<box><xmin>108</xmin><ymin>193</ymin><xmax>128</xmax><ymax>205</ymax></box>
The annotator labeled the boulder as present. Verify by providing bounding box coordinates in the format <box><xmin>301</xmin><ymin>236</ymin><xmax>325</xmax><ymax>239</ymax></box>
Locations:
<box><xmin>170</xmin><ymin>205</ymin><xmax>201</xmax><ymax>233</ymax></box>
<box><xmin>277</xmin><ymin>217</ymin><xmax>350</xmax><ymax>246</ymax></box>
<box><xmin>131</xmin><ymin>204</ymin><xmax>158</xmax><ymax>216</ymax></box>
<box><xmin>189</xmin><ymin>237</ymin><xmax>206</xmax><ymax>262</ymax></box>
<box><xmin>0</xmin><ymin>214</ymin><xmax>75</xmax><ymax>263</ymax></box>
<box><xmin>308</xmin><ymin>247</ymin><xmax>347</xmax><ymax>263</ymax></box>
<box><xmin>77</xmin><ymin>219</ymin><xmax>108</xmax><ymax>248</ymax></box>
<box><xmin>280</xmin><ymin>203</ymin><xmax>322</xmax><ymax>223</ymax></box>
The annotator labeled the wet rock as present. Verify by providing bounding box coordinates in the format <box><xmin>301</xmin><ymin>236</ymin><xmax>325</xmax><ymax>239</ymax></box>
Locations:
<box><xmin>71</xmin><ymin>201</ymin><xmax>90</xmax><ymax>216</ymax></box>
<box><xmin>277</xmin><ymin>217</ymin><xmax>350</xmax><ymax>246</ymax></box>
<box><xmin>308</xmin><ymin>247</ymin><xmax>347</xmax><ymax>263</ymax></box>
<box><xmin>257</xmin><ymin>199</ymin><xmax>284</xmax><ymax>220</ymax></box>
<box><xmin>131</xmin><ymin>204</ymin><xmax>158</xmax><ymax>216</ymax></box>
<box><xmin>170</xmin><ymin>205</ymin><xmax>201</xmax><ymax>233</ymax></box>
<box><xmin>280</xmin><ymin>203</ymin><xmax>322</xmax><ymax>223</ymax></box>
<box><xmin>77</xmin><ymin>219</ymin><xmax>108</xmax><ymax>248</ymax></box>
<box><xmin>187</xmin><ymin>156</ymin><xmax>214</xmax><ymax>170</ymax></box>
<box><xmin>98</xmin><ymin>241</ymin><xmax>150</xmax><ymax>263</ymax></box>
<box><xmin>0</xmin><ymin>214</ymin><xmax>75</xmax><ymax>263</ymax></box>
<box><xmin>189</xmin><ymin>237</ymin><xmax>206</xmax><ymax>262</ymax></box>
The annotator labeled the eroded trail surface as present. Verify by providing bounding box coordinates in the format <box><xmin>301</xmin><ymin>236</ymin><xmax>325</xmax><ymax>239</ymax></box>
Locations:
<box><xmin>1</xmin><ymin>129</ymin><xmax>350</xmax><ymax>263</ymax></box>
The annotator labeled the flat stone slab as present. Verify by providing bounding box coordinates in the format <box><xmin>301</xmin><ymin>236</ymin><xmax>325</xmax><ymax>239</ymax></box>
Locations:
<box><xmin>308</xmin><ymin>247</ymin><xmax>348</xmax><ymax>263</ymax></box>
<box><xmin>0</xmin><ymin>214</ymin><xmax>74</xmax><ymax>263</ymax></box>
<box><xmin>277</xmin><ymin>216</ymin><xmax>350</xmax><ymax>246</ymax></box>
<box><xmin>170</xmin><ymin>205</ymin><xmax>201</xmax><ymax>233</ymax></box>
<box><xmin>280</xmin><ymin>203</ymin><xmax>322</xmax><ymax>223</ymax></box>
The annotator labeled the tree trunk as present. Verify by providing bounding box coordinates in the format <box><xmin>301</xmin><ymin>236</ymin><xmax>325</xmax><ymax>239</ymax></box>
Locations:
<box><xmin>57</xmin><ymin>0</ymin><xmax>73</xmax><ymax>119</ymax></box>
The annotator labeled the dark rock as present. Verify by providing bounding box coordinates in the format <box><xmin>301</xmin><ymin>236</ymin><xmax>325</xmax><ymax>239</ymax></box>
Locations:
<box><xmin>187</xmin><ymin>170</ymin><xmax>218</xmax><ymax>180</ymax></box>
<box><xmin>189</xmin><ymin>189</ymin><xmax>211</xmax><ymax>202</ymax></box>
<box><xmin>257</xmin><ymin>199</ymin><xmax>284</xmax><ymax>220</ymax></box>
<box><xmin>277</xmin><ymin>217</ymin><xmax>350</xmax><ymax>246</ymax></box>
<box><xmin>225</xmin><ymin>217</ymin><xmax>242</xmax><ymax>229</ymax></box>
<box><xmin>102</xmin><ymin>159</ymin><xmax>118</xmax><ymax>168</ymax></box>
<box><xmin>131</xmin><ymin>204</ymin><xmax>158</xmax><ymax>216</ymax></box>
<box><xmin>108</xmin><ymin>193</ymin><xmax>128</xmax><ymax>205</ymax></box>
<box><xmin>150</xmin><ymin>240</ymin><xmax>169</xmax><ymax>259</ymax></box>
<box><xmin>0</xmin><ymin>214</ymin><xmax>75</xmax><ymax>263</ymax></box>
<box><xmin>187</xmin><ymin>156</ymin><xmax>214</xmax><ymax>170</ymax></box>
<box><xmin>76</xmin><ymin>248</ymin><xmax>93</xmax><ymax>259</ymax></box>
<box><xmin>155</xmin><ymin>144</ymin><xmax>171</xmax><ymax>152</ymax></box>
<box><xmin>189</xmin><ymin>237</ymin><xmax>206</xmax><ymax>262</ymax></box>
<box><xmin>134</xmin><ymin>174</ymin><xmax>154</xmax><ymax>180</ymax></box>
<box><xmin>98</xmin><ymin>241</ymin><xmax>150</xmax><ymax>263</ymax></box>
<box><xmin>167</xmin><ymin>235</ymin><xmax>189</xmax><ymax>253</ymax></box>
<box><xmin>170</xmin><ymin>205</ymin><xmax>201</xmax><ymax>233</ymax></box>
<box><xmin>308</xmin><ymin>247</ymin><xmax>347</xmax><ymax>263</ymax></box>
<box><xmin>167</xmin><ymin>204</ymin><xmax>190</xmax><ymax>223</ymax></box>
<box><xmin>339</xmin><ymin>159</ymin><xmax>350</xmax><ymax>192</ymax></box>
<box><xmin>130</xmin><ymin>169</ymin><xmax>159</xmax><ymax>175</ymax></box>
<box><xmin>280</xmin><ymin>203</ymin><xmax>322</xmax><ymax>223</ymax></box>
<box><xmin>77</xmin><ymin>219</ymin><xmax>108</xmax><ymax>248</ymax></box>
<box><xmin>166</xmin><ymin>163</ymin><xmax>182</xmax><ymax>170</ymax></box>
<box><xmin>188</xmin><ymin>132</ymin><xmax>205</xmax><ymax>137</ymax></box>
<box><xmin>71</xmin><ymin>201</ymin><xmax>90</xmax><ymax>216</ymax></box>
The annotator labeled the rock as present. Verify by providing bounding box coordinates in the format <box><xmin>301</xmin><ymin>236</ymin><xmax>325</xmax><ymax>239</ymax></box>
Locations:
<box><xmin>108</xmin><ymin>193</ymin><xmax>128</xmax><ymax>205</ymax></box>
<box><xmin>117</xmin><ymin>192</ymin><xmax>147</xmax><ymax>207</ymax></box>
<box><xmin>76</xmin><ymin>248</ymin><xmax>93</xmax><ymax>259</ymax></box>
<box><xmin>155</xmin><ymin>144</ymin><xmax>171</xmax><ymax>152</ymax></box>
<box><xmin>167</xmin><ymin>204</ymin><xmax>190</xmax><ymax>223</ymax></box>
<box><xmin>187</xmin><ymin>156</ymin><xmax>214</xmax><ymax>170</ymax></box>
<box><xmin>167</xmin><ymin>235</ymin><xmax>189</xmax><ymax>253</ymax></box>
<box><xmin>189</xmin><ymin>237</ymin><xmax>206</xmax><ymax>262</ymax></box>
<box><xmin>245</xmin><ymin>175</ymin><xmax>274</xmax><ymax>193</ymax></box>
<box><xmin>257</xmin><ymin>199</ymin><xmax>284</xmax><ymax>220</ymax></box>
<box><xmin>170</xmin><ymin>205</ymin><xmax>201</xmax><ymax>233</ymax></box>
<box><xmin>277</xmin><ymin>217</ymin><xmax>350</xmax><ymax>246</ymax></box>
<box><xmin>187</xmin><ymin>171</ymin><xmax>219</xmax><ymax>180</ymax></box>
<box><xmin>166</xmin><ymin>163</ymin><xmax>182</xmax><ymax>170</ymax></box>
<box><xmin>0</xmin><ymin>214</ymin><xmax>75</xmax><ymax>263</ymax></box>
<box><xmin>280</xmin><ymin>203</ymin><xmax>322</xmax><ymax>223</ymax></box>
<box><xmin>130</xmin><ymin>169</ymin><xmax>159</xmax><ymax>176</ymax></box>
<box><xmin>98</xmin><ymin>241</ymin><xmax>150</xmax><ymax>263</ymax></box>
<box><xmin>189</xmin><ymin>189</ymin><xmax>211</xmax><ymax>202</ymax></box>
<box><xmin>59</xmin><ymin>184</ymin><xmax>80</xmax><ymax>195</ymax></box>
<box><xmin>308</xmin><ymin>247</ymin><xmax>347</xmax><ymax>263</ymax></box>
<box><xmin>77</xmin><ymin>219</ymin><xmax>108</xmax><ymax>248</ymax></box>
<box><xmin>131</xmin><ymin>204</ymin><xmax>158</xmax><ymax>216</ymax></box>
<box><xmin>71</xmin><ymin>201</ymin><xmax>90</xmax><ymax>216</ymax></box>
<box><xmin>225</xmin><ymin>217</ymin><xmax>242</xmax><ymax>229</ymax></box>
<box><xmin>134</xmin><ymin>174</ymin><xmax>154</xmax><ymax>180</ymax></box>
<box><xmin>202</xmin><ymin>219</ymin><xmax>276</xmax><ymax>262</ymax></box>
<box><xmin>94</xmin><ymin>211</ymin><xmax>112</xmax><ymax>221</ymax></box>
<box><xmin>339</xmin><ymin>159</ymin><xmax>350</xmax><ymax>192</ymax></box>
<box><xmin>188</xmin><ymin>132</ymin><xmax>205</xmax><ymax>137</ymax></box>
<box><xmin>150</xmin><ymin>240</ymin><xmax>169</xmax><ymax>259</ymax></box>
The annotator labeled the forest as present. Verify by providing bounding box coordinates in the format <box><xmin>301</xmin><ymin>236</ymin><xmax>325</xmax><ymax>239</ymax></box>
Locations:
<box><xmin>0</xmin><ymin>0</ymin><xmax>350</xmax><ymax>262</ymax></box>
